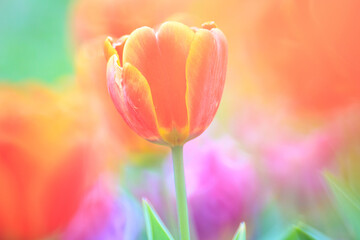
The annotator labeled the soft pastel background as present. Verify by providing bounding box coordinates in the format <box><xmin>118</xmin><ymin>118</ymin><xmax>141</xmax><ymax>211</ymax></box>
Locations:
<box><xmin>1</xmin><ymin>0</ymin><xmax>360</xmax><ymax>239</ymax></box>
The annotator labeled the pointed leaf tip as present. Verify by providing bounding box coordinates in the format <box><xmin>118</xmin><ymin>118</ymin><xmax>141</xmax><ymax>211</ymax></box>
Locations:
<box><xmin>233</xmin><ymin>222</ymin><xmax>246</xmax><ymax>240</ymax></box>
<box><xmin>282</xmin><ymin>223</ymin><xmax>331</xmax><ymax>240</ymax></box>
<box><xmin>142</xmin><ymin>199</ymin><xmax>175</xmax><ymax>240</ymax></box>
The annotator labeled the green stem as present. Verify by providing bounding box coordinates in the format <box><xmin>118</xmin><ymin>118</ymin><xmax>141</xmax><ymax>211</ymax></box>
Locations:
<box><xmin>172</xmin><ymin>145</ymin><xmax>190</xmax><ymax>240</ymax></box>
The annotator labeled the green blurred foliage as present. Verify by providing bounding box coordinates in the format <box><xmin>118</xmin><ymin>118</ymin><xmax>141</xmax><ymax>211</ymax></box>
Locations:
<box><xmin>0</xmin><ymin>0</ymin><xmax>73</xmax><ymax>82</ymax></box>
<box><xmin>325</xmin><ymin>172</ymin><xmax>360</xmax><ymax>239</ymax></box>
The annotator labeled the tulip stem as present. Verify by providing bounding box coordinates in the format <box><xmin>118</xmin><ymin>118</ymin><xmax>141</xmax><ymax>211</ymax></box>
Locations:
<box><xmin>172</xmin><ymin>145</ymin><xmax>191</xmax><ymax>240</ymax></box>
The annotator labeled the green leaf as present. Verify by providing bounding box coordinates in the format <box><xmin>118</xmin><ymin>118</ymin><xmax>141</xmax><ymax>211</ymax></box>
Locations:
<box><xmin>324</xmin><ymin>172</ymin><xmax>360</xmax><ymax>238</ymax></box>
<box><xmin>142</xmin><ymin>199</ymin><xmax>175</xmax><ymax>240</ymax></box>
<box><xmin>232</xmin><ymin>222</ymin><xmax>246</xmax><ymax>240</ymax></box>
<box><xmin>282</xmin><ymin>223</ymin><xmax>331</xmax><ymax>240</ymax></box>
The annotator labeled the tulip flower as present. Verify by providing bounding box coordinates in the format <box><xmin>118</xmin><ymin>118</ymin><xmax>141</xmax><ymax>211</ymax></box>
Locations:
<box><xmin>105</xmin><ymin>21</ymin><xmax>227</xmax><ymax>240</ymax></box>
<box><xmin>0</xmin><ymin>83</ymin><xmax>101</xmax><ymax>239</ymax></box>
<box><xmin>105</xmin><ymin>21</ymin><xmax>227</xmax><ymax>146</ymax></box>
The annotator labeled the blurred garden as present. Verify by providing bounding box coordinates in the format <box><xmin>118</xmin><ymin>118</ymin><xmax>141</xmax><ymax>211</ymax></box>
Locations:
<box><xmin>1</xmin><ymin>0</ymin><xmax>360</xmax><ymax>239</ymax></box>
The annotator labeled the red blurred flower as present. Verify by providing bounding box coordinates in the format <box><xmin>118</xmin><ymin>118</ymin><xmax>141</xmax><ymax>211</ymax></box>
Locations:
<box><xmin>0</xmin><ymin>83</ymin><xmax>101</xmax><ymax>239</ymax></box>
<box><xmin>105</xmin><ymin>21</ymin><xmax>227</xmax><ymax>146</ymax></box>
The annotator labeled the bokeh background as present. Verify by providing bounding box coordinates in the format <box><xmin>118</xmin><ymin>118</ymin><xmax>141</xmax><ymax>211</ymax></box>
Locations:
<box><xmin>1</xmin><ymin>0</ymin><xmax>360</xmax><ymax>239</ymax></box>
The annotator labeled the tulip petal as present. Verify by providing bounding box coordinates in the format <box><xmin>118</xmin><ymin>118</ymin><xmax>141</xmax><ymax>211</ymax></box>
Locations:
<box><xmin>155</xmin><ymin>22</ymin><xmax>194</xmax><ymax>130</ymax></box>
<box><xmin>122</xmin><ymin>27</ymin><xmax>164</xmax><ymax>96</ymax></box>
<box><xmin>185</xmin><ymin>28</ymin><xmax>227</xmax><ymax>138</ymax></box>
<box><xmin>107</xmin><ymin>55</ymin><xmax>161</xmax><ymax>143</ymax></box>
<box><xmin>123</xmin><ymin>22</ymin><xmax>195</xmax><ymax>145</ymax></box>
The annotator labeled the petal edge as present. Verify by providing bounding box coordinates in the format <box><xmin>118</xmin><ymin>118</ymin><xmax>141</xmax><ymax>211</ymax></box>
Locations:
<box><xmin>185</xmin><ymin>28</ymin><xmax>228</xmax><ymax>139</ymax></box>
<box><xmin>107</xmin><ymin>55</ymin><xmax>162</xmax><ymax>143</ymax></box>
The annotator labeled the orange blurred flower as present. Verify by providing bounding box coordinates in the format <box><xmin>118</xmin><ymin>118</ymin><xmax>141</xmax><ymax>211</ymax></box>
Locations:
<box><xmin>0</xmin><ymin>83</ymin><xmax>101</xmax><ymax>239</ymax></box>
<box><xmin>244</xmin><ymin>0</ymin><xmax>360</xmax><ymax>115</ymax></box>
<box><xmin>105</xmin><ymin>21</ymin><xmax>228</xmax><ymax>146</ymax></box>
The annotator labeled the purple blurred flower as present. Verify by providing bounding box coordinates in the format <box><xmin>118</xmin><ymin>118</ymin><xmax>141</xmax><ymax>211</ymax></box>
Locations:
<box><xmin>62</xmin><ymin>175</ymin><xmax>144</xmax><ymax>240</ymax></box>
<box><xmin>168</xmin><ymin>136</ymin><xmax>260</xmax><ymax>240</ymax></box>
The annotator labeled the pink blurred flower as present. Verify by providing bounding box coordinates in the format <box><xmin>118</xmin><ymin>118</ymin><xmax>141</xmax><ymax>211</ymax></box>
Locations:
<box><xmin>62</xmin><ymin>175</ymin><xmax>144</xmax><ymax>240</ymax></box>
<box><xmin>168</xmin><ymin>136</ymin><xmax>260</xmax><ymax>240</ymax></box>
<box><xmin>232</xmin><ymin>102</ymin><xmax>344</xmax><ymax>203</ymax></box>
<box><xmin>262</xmin><ymin>128</ymin><xmax>340</xmax><ymax>195</ymax></box>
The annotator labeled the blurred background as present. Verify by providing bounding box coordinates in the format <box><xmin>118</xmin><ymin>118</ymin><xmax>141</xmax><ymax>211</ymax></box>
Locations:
<box><xmin>1</xmin><ymin>0</ymin><xmax>360</xmax><ymax>239</ymax></box>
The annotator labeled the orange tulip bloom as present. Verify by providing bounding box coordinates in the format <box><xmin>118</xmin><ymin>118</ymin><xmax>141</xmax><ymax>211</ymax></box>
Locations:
<box><xmin>104</xmin><ymin>21</ymin><xmax>227</xmax><ymax>146</ymax></box>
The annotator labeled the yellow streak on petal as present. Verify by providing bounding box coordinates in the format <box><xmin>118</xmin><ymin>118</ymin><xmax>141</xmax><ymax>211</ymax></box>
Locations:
<box><xmin>104</xmin><ymin>37</ymin><xmax>118</xmax><ymax>62</ymax></box>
